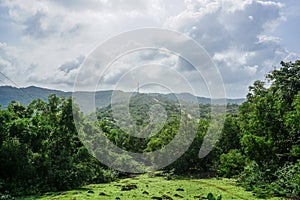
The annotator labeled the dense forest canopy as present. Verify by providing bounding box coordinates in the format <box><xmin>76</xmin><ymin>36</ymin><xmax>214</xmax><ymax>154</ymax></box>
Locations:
<box><xmin>0</xmin><ymin>61</ymin><xmax>299</xmax><ymax>199</ymax></box>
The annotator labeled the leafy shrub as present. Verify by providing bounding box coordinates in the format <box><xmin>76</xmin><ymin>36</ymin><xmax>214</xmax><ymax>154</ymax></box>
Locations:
<box><xmin>270</xmin><ymin>160</ymin><xmax>300</xmax><ymax>199</ymax></box>
<box><xmin>238</xmin><ymin>160</ymin><xmax>279</xmax><ymax>198</ymax></box>
<box><xmin>238</xmin><ymin>161</ymin><xmax>266</xmax><ymax>193</ymax></box>
<box><xmin>163</xmin><ymin>169</ymin><xmax>175</xmax><ymax>180</ymax></box>
<box><xmin>217</xmin><ymin>149</ymin><xmax>245</xmax><ymax>178</ymax></box>
<box><xmin>207</xmin><ymin>192</ymin><xmax>222</xmax><ymax>200</ymax></box>
<box><xmin>238</xmin><ymin>159</ymin><xmax>300</xmax><ymax>199</ymax></box>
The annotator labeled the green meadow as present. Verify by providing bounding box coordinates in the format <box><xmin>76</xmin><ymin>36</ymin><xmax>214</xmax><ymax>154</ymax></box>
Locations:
<box><xmin>20</xmin><ymin>174</ymin><xmax>282</xmax><ymax>200</ymax></box>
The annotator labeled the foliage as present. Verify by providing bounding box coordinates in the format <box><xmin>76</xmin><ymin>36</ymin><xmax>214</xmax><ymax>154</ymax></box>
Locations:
<box><xmin>0</xmin><ymin>96</ymin><xmax>116</xmax><ymax>196</ymax></box>
<box><xmin>238</xmin><ymin>161</ymin><xmax>273</xmax><ymax>197</ymax></box>
<box><xmin>216</xmin><ymin>115</ymin><xmax>241</xmax><ymax>154</ymax></box>
<box><xmin>217</xmin><ymin>149</ymin><xmax>245</xmax><ymax>178</ymax></box>
<box><xmin>270</xmin><ymin>160</ymin><xmax>300</xmax><ymax>198</ymax></box>
<box><xmin>237</xmin><ymin>60</ymin><xmax>300</xmax><ymax>199</ymax></box>
<box><xmin>207</xmin><ymin>192</ymin><xmax>222</xmax><ymax>200</ymax></box>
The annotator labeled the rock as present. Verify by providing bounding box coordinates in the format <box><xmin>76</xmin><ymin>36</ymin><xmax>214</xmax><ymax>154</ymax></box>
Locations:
<box><xmin>99</xmin><ymin>192</ymin><xmax>106</xmax><ymax>196</ymax></box>
<box><xmin>143</xmin><ymin>191</ymin><xmax>149</xmax><ymax>195</ymax></box>
<box><xmin>121</xmin><ymin>184</ymin><xmax>138</xmax><ymax>191</ymax></box>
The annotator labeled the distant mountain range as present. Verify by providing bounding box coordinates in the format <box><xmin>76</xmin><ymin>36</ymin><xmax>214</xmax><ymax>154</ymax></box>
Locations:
<box><xmin>0</xmin><ymin>86</ymin><xmax>245</xmax><ymax>110</ymax></box>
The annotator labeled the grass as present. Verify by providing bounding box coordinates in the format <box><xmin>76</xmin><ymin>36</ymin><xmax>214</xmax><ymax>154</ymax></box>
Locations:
<box><xmin>19</xmin><ymin>174</ymin><xmax>284</xmax><ymax>200</ymax></box>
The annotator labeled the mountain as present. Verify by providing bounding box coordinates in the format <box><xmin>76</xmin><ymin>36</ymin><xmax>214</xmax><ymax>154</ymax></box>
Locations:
<box><xmin>0</xmin><ymin>86</ymin><xmax>70</xmax><ymax>108</ymax></box>
<box><xmin>148</xmin><ymin>92</ymin><xmax>244</xmax><ymax>105</ymax></box>
<box><xmin>0</xmin><ymin>86</ymin><xmax>245</xmax><ymax>110</ymax></box>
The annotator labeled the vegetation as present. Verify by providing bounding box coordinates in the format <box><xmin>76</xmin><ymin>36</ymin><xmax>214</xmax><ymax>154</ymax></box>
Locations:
<box><xmin>0</xmin><ymin>96</ymin><xmax>117</xmax><ymax>197</ymax></box>
<box><xmin>0</xmin><ymin>60</ymin><xmax>299</xmax><ymax>199</ymax></box>
<box><xmin>19</xmin><ymin>174</ymin><xmax>282</xmax><ymax>200</ymax></box>
<box><xmin>235</xmin><ymin>61</ymin><xmax>300</xmax><ymax>198</ymax></box>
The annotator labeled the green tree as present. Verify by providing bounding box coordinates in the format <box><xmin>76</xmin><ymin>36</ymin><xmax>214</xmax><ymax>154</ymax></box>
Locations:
<box><xmin>238</xmin><ymin>60</ymin><xmax>300</xmax><ymax>198</ymax></box>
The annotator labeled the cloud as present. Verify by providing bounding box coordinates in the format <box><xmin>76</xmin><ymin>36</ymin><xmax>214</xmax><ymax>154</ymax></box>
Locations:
<box><xmin>27</xmin><ymin>56</ymin><xmax>85</xmax><ymax>89</ymax></box>
<box><xmin>23</xmin><ymin>12</ymin><xmax>48</xmax><ymax>38</ymax></box>
<box><xmin>164</xmin><ymin>0</ymin><xmax>299</xmax><ymax>96</ymax></box>
<box><xmin>0</xmin><ymin>0</ymin><xmax>170</xmax><ymax>90</ymax></box>
<box><xmin>257</xmin><ymin>34</ymin><xmax>281</xmax><ymax>44</ymax></box>
<box><xmin>166</xmin><ymin>0</ymin><xmax>284</xmax><ymax>50</ymax></box>
<box><xmin>58</xmin><ymin>56</ymin><xmax>84</xmax><ymax>73</ymax></box>
<box><xmin>0</xmin><ymin>0</ymin><xmax>299</xmax><ymax>97</ymax></box>
<box><xmin>0</xmin><ymin>42</ymin><xmax>21</xmax><ymax>83</ymax></box>
<box><xmin>1</xmin><ymin>0</ymin><xmax>165</xmax><ymax>40</ymax></box>
<box><xmin>101</xmin><ymin>49</ymin><xmax>178</xmax><ymax>86</ymax></box>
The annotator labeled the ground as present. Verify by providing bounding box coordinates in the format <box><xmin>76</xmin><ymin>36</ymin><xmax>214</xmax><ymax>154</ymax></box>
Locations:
<box><xmin>19</xmin><ymin>174</ymin><xmax>283</xmax><ymax>200</ymax></box>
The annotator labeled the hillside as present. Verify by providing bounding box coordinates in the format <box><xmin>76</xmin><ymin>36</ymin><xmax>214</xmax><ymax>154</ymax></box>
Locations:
<box><xmin>0</xmin><ymin>86</ymin><xmax>244</xmax><ymax>109</ymax></box>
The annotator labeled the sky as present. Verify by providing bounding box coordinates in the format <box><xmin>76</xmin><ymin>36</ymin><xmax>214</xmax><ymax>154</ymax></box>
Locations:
<box><xmin>0</xmin><ymin>0</ymin><xmax>299</xmax><ymax>98</ymax></box>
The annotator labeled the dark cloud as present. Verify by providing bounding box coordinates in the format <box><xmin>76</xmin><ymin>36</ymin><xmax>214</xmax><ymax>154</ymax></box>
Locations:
<box><xmin>58</xmin><ymin>56</ymin><xmax>84</xmax><ymax>73</ymax></box>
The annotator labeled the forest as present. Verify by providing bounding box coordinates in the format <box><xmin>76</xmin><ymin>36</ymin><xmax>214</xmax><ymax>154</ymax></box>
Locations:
<box><xmin>0</xmin><ymin>60</ymin><xmax>299</xmax><ymax>199</ymax></box>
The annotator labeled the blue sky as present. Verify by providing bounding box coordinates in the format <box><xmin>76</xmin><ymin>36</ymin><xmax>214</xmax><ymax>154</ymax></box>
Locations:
<box><xmin>0</xmin><ymin>0</ymin><xmax>299</xmax><ymax>98</ymax></box>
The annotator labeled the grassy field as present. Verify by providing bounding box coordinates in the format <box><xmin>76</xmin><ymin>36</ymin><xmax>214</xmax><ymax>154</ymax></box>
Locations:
<box><xmin>19</xmin><ymin>174</ymin><xmax>283</xmax><ymax>200</ymax></box>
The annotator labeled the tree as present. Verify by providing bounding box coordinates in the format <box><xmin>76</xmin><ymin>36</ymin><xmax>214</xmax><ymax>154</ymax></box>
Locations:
<box><xmin>0</xmin><ymin>95</ymin><xmax>116</xmax><ymax>196</ymax></box>
<box><xmin>238</xmin><ymin>60</ymin><xmax>300</xmax><ymax>198</ymax></box>
<box><xmin>239</xmin><ymin>61</ymin><xmax>300</xmax><ymax>166</ymax></box>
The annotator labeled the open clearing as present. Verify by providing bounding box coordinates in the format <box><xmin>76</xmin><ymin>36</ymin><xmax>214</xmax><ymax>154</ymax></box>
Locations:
<box><xmin>19</xmin><ymin>174</ymin><xmax>283</xmax><ymax>200</ymax></box>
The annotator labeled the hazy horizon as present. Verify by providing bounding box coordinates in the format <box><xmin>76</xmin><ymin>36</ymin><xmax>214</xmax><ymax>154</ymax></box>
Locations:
<box><xmin>0</xmin><ymin>84</ymin><xmax>246</xmax><ymax>99</ymax></box>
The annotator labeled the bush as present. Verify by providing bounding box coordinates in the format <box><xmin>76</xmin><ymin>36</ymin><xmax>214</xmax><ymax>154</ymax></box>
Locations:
<box><xmin>207</xmin><ymin>192</ymin><xmax>222</xmax><ymax>200</ymax></box>
<box><xmin>270</xmin><ymin>160</ymin><xmax>300</xmax><ymax>199</ymax></box>
<box><xmin>236</xmin><ymin>159</ymin><xmax>300</xmax><ymax>198</ymax></box>
<box><xmin>217</xmin><ymin>149</ymin><xmax>245</xmax><ymax>178</ymax></box>
<box><xmin>238</xmin><ymin>161</ymin><xmax>265</xmax><ymax>190</ymax></box>
<box><xmin>238</xmin><ymin>159</ymin><xmax>300</xmax><ymax>199</ymax></box>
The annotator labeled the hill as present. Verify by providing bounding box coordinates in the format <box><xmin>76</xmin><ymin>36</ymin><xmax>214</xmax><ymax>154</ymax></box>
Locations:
<box><xmin>0</xmin><ymin>86</ymin><xmax>245</xmax><ymax>109</ymax></box>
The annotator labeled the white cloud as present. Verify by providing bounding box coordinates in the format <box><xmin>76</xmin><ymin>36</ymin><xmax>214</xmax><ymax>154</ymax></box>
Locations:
<box><xmin>257</xmin><ymin>34</ymin><xmax>281</xmax><ymax>44</ymax></box>
<box><xmin>101</xmin><ymin>49</ymin><xmax>179</xmax><ymax>87</ymax></box>
<box><xmin>26</xmin><ymin>55</ymin><xmax>86</xmax><ymax>90</ymax></box>
<box><xmin>0</xmin><ymin>0</ymin><xmax>169</xmax><ymax>89</ymax></box>
<box><xmin>164</xmin><ymin>0</ymin><xmax>299</xmax><ymax>96</ymax></box>
<box><xmin>213</xmin><ymin>48</ymin><xmax>256</xmax><ymax>67</ymax></box>
<box><xmin>0</xmin><ymin>42</ymin><xmax>22</xmax><ymax>83</ymax></box>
